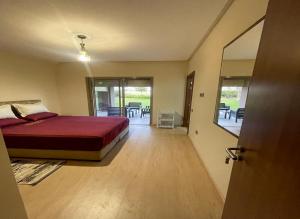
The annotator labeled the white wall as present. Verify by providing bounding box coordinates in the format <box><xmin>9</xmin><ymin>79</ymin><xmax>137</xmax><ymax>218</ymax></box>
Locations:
<box><xmin>188</xmin><ymin>0</ymin><xmax>269</xmax><ymax>200</ymax></box>
<box><xmin>0</xmin><ymin>52</ymin><xmax>60</xmax><ymax>113</ymax></box>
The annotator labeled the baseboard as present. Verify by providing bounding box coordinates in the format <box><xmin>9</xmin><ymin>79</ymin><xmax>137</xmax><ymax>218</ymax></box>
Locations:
<box><xmin>188</xmin><ymin>136</ymin><xmax>226</xmax><ymax>203</ymax></box>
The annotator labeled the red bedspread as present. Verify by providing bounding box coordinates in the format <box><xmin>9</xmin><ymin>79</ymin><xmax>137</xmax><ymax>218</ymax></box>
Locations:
<box><xmin>2</xmin><ymin>116</ymin><xmax>129</xmax><ymax>151</ymax></box>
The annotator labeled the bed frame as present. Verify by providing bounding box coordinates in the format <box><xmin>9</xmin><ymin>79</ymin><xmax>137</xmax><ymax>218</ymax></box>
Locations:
<box><xmin>7</xmin><ymin>127</ymin><xmax>129</xmax><ymax>161</ymax></box>
<box><xmin>1</xmin><ymin>100</ymin><xmax>129</xmax><ymax>161</ymax></box>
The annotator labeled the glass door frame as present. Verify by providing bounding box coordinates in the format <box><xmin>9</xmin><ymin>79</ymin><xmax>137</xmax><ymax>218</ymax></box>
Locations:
<box><xmin>86</xmin><ymin>77</ymin><xmax>123</xmax><ymax>117</ymax></box>
<box><xmin>86</xmin><ymin>77</ymin><xmax>154</xmax><ymax>125</ymax></box>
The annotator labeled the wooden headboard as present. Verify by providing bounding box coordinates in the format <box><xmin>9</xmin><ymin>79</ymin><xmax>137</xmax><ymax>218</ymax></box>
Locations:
<box><xmin>0</xmin><ymin>100</ymin><xmax>41</xmax><ymax>106</ymax></box>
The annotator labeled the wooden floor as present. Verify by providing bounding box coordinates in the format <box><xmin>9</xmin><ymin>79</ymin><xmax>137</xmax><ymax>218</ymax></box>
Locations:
<box><xmin>19</xmin><ymin>126</ymin><xmax>224</xmax><ymax>219</ymax></box>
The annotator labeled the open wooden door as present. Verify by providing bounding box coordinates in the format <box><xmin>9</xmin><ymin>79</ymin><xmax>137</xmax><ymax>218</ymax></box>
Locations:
<box><xmin>222</xmin><ymin>0</ymin><xmax>300</xmax><ymax>218</ymax></box>
<box><xmin>183</xmin><ymin>72</ymin><xmax>195</xmax><ymax>131</ymax></box>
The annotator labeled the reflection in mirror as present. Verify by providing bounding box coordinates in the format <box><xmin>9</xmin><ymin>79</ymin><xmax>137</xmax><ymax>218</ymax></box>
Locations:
<box><xmin>214</xmin><ymin>19</ymin><xmax>264</xmax><ymax>137</ymax></box>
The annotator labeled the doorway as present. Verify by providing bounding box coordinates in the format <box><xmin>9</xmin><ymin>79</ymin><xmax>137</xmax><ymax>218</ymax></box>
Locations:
<box><xmin>183</xmin><ymin>72</ymin><xmax>195</xmax><ymax>132</ymax></box>
<box><xmin>86</xmin><ymin>77</ymin><xmax>153</xmax><ymax>125</ymax></box>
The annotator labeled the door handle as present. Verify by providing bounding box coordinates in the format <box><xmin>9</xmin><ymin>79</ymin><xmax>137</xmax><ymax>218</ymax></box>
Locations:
<box><xmin>225</xmin><ymin>147</ymin><xmax>244</xmax><ymax>164</ymax></box>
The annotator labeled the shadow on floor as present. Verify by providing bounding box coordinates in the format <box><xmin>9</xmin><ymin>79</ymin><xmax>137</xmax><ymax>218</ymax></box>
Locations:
<box><xmin>64</xmin><ymin>132</ymin><xmax>130</xmax><ymax>167</ymax></box>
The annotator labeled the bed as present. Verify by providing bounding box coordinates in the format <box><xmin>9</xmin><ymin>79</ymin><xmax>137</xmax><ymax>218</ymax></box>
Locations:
<box><xmin>0</xmin><ymin>100</ymin><xmax>129</xmax><ymax>161</ymax></box>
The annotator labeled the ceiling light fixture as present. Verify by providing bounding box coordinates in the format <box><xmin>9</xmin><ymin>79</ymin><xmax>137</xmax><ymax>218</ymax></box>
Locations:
<box><xmin>77</xmin><ymin>34</ymin><xmax>91</xmax><ymax>62</ymax></box>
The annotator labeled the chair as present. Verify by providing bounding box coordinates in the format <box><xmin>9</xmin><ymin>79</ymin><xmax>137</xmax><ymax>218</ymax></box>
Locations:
<box><xmin>141</xmin><ymin>106</ymin><xmax>151</xmax><ymax>118</ymax></box>
<box><xmin>107</xmin><ymin>107</ymin><xmax>121</xmax><ymax>116</ymax></box>
<box><xmin>229</xmin><ymin>108</ymin><xmax>245</xmax><ymax>122</ymax></box>
<box><xmin>128</xmin><ymin>102</ymin><xmax>142</xmax><ymax>108</ymax></box>
<box><xmin>219</xmin><ymin>103</ymin><xmax>226</xmax><ymax>108</ymax></box>
<box><xmin>219</xmin><ymin>103</ymin><xmax>230</xmax><ymax>119</ymax></box>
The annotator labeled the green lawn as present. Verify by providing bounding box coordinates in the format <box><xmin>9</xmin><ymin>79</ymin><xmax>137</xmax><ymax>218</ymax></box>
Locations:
<box><xmin>114</xmin><ymin>97</ymin><xmax>150</xmax><ymax>107</ymax></box>
<box><xmin>220</xmin><ymin>98</ymin><xmax>239</xmax><ymax>110</ymax></box>
<box><xmin>125</xmin><ymin>97</ymin><xmax>150</xmax><ymax>107</ymax></box>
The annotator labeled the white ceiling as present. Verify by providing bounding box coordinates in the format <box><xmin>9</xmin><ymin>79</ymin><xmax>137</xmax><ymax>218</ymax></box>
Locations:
<box><xmin>0</xmin><ymin>0</ymin><xmax>228</xmax><ymax>62</ymax></box>
<box><xmin>223</xmin><ymin>20</ymin><xmax>264</xmax><ymax>60</ymax></box>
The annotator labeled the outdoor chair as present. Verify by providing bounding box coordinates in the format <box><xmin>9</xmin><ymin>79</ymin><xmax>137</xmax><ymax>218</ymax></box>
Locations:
<box><xmin>107</xmin><ymin>107</ymin><xmax>122</xmax><ymax>116</ymax></box>
<box><xmin>141</xmin><ymin>106</ymin><xmax>151</xmax><ymax>118</ymax></box>
<box><xmin>127</xmin><ymin>102</ymin><xmax>142</xmax><ymax>108</ymax></box>
<box><xmin>229</xmin><ymin>108</ymin><xmax>245</xmax><ymax>122</ymax></box>
<box><xmin>219</xmin><ymin>103</ymin><xmax>230</xmax><ymax>119</ymax></box>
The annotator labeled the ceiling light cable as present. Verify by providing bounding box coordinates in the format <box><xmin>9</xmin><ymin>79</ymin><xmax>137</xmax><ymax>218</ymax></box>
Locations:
<box><xmin>77</xmin><ymin>34</ymin><xmax>90</xmax><ymax>62</ymax></box>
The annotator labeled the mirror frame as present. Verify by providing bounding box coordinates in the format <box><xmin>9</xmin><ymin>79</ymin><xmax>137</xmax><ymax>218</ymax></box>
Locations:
<box><xmin>213</xmin><ymin>16</ymin><xmax>265</xmax><ymax>138</ymax></box>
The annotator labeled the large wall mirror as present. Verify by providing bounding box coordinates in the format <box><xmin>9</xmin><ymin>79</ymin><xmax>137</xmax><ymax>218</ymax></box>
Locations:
<box><xmin>214</xmin><ymin>19</ymin><xmax>265</xmax><ymax>137</ymax></box>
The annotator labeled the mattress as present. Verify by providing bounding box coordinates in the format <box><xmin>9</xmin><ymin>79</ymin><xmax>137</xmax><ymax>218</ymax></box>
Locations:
<box><xmin>2</xmin><ymin>116</ymin><xmax>129</xmax><ymax>151</ymax></box>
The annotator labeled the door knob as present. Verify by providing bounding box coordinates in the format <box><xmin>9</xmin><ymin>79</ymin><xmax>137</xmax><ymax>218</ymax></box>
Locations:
<box><xmin>225</xmin><ymin>147</ymin><xmax>244</xmax><ymax>164</ymax></box>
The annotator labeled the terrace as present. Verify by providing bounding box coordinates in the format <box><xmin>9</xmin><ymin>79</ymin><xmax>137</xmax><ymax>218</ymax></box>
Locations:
<box><xmin>96</xmin><ymin>86</ymin><xmax>151</xmax><ymax>125</ymax></box>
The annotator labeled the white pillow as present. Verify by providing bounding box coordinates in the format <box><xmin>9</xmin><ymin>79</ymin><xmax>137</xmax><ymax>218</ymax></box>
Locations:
<box><xmin>0</xmin><ymin>104</ymin><xmax>17</xmax><ymax>119</ymax></box>
<box><xmin>13</xmin><ymin>103</ymin><xmax>49</xmax><ymax>117</ymax></box>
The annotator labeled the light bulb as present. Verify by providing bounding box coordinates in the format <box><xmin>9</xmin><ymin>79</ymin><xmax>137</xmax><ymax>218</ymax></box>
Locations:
<box><xmin>78</xmin><ymin>51</ymin><xmax>91</xmax><ymax>62</ymax></box>
<box><xmin>78</xmin><ymin>54</ymin><xmax>91</xmax><ymax>62</ymax></box>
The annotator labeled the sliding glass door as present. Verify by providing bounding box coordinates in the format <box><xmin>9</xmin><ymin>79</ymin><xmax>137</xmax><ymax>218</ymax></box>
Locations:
<box><xmin>87</xmin><ymin>77</ymin><xmax>153</xmax><ymax>125</ymax></box>
<box><xmin>93</xmin><ymin>79</ymin><xmax>123</xmax><ymax>117</ymax></box>
<box><xmin>123</xmin><ymin>79</ymin><xmax>152</xmax><ymax>125</ymax></box>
